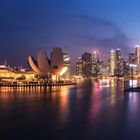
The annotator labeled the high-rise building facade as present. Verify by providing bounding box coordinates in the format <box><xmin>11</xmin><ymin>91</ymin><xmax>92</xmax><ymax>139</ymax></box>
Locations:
<box><xmin>75</xmin><ymin>47</ymin><xmax>140</xmax><ymax>78</ymax></box>
<box><xmin>92</xmin><ymin>51</ymin><xmax>99</xmax><ymax>63</ymax></box>
<box><xmin>129</xmin><ymin>53</ymin><xmax>135</xmax><ymax>64</ymax></box>
<box><xmin>116</xmin><ymin>49</ymin><xmax>121</xmax><ymax>61</ymax></box>
<box><xmin>123</xmin><ymin>60</ymin><xmax>129</xmax><ymax>76</ymax></box>
<box><xmin>119</xmin><ymin>58</ymin><xmax>125</xmax><ymax>76</ymax></box>
<box><xmin>115</xmin><ymin>49</ymin><xmax>124</xmax><ymax>76</ymax></box>
<box><xmin>128</xmin><ymin>53</ymin><xmax>136</xmax><ymax>76</ymax></box>
<box><xmin>91</xmin><ymin>51</ymin><xmax>100</xmax><ymax>76</ymax></box>
<box><xmin>135</xmin><ymin>45</ymin><xmax>140</xmax><ymax>65</ymax></box>
<box><xmin>76</xmin><ymin>57</ymin><xmax>83</xmax><ymax>76</ymax></box>
<box><xmin>110</xmin><ymin>49</ymin><xmax>116</xmax><ymax>76</ymax></box>
<box><xmin>76</xmin><ymin>51</ymin><xmax>104</xmax><ymax>78</ymax></box>
<box><xmin>82</xmin><ymin>52</ymin><xmax>92</xmax><ymax>77</ymax></box>
<box><xmin>135</xmin><ymin>45</ymin><xmax>140</xmax><ymax>73</ymax></box>
<box><xmin>63</xmin><ymin>53</ymin><xmax>70</xmax><ymax>77</ymax></box>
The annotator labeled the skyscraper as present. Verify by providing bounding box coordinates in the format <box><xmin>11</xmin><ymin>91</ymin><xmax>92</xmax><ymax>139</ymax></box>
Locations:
<box><xmin>115</xmin><ymin>49</ymin><xmax>122</xmax><ymax>76</ymax></box>
<box><xmin>135</xmin><ymin>45</ymin><xmax>140</xmax><ymax>65</ymax></box>
<box><xmin>92</xmin><ymin>51</ymin><xmax>99</xmax><ymax>63</ymax></box>
<box><xmin>110</xmin><ymin>49</ymin><xmax>116</xmax><ymax>76</ymax></box>
<box><xmin>91</xmin><ymin>51</ymin><xmax>102</xmax><ymax>76</ymax></box>
<box><xmin>76</xmin><ymin>57</ymin><xmax>83</xmax><ymax>76</ymax></box>
<box><xmin>128</xmin><ymin>53</ymin><xmax>137</xmax><ymax>76</ymax></box>
<box><xmin>123</xmin><ymin>60</ymin><xmax>129</xmax><ymax>76</ymax></box>
<box><xmin>63</xmin><ymin>53</ymin><xmax>70</xmax><ymax>77</ymax></box>
<box><xmin>116</xmin><ymin>49</ymin><xmax>121</xmax><ymax>61</ymax></box>
<box><xmin>129</xmin><ymin>53</ymin><xmax>135</xmax><ymax>64</ymax></box>
<box><xmin>82</xmin><ymin>52</ymin><xmax>92</xmax><ymax>77</ymax></box>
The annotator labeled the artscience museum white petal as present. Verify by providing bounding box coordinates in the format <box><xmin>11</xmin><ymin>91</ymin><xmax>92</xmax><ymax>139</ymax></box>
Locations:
<box><xmin>28</xmin><ymin>56</ymin><xmax>42</xmax><ymax>74</ymax></box>
<box><xmin>51</xmin><ymin>48</ymin><xmax>64</xmax><ymax>75</ymax></box>
<box><xmin>37</xmin><ymin>50</ymin><xmax>52</xmax><ymax>74</ymax></box>
<box><xmin>28</xmin><ymin>48</ymin><xmax>66</xmax><ymax>76</ymax></box>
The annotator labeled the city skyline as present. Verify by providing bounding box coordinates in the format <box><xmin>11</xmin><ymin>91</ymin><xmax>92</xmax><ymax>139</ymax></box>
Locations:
<box><xmin>2</xmin><ymin>1</ymin><xmax>140</xmax><ymax>139</ymax></box>
<box><xmin>76</xmin><ymin>46</ymin><xmax>140</xmax><ymax>78</ymax></box>
<box><xmin>1</xmin><ymin>0</ymin><xmax>140</xmax><ymax>71</ymax></box>
<box><xmin>0</xmin><ymin>45</ymin><xmax>140</xmax><ymax>75</ymax></box>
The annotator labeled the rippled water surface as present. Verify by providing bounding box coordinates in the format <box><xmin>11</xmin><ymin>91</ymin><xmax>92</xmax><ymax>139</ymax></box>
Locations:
<box><xmin>0</xmin><ymin>79</ymin><xmax>140</xmax><ymax>140</ymax></box>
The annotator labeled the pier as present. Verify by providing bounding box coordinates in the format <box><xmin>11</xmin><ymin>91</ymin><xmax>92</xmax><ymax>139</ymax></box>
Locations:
<box><xmin>0</xmin><ymin>81</ymin><xmax>77</xmax><ymax>87</ymax></box>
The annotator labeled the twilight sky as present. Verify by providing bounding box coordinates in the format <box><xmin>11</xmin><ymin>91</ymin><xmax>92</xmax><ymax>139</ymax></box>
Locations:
<box><xmin>1</xmin><ymin>0</ymin><xmax>140</xmax><ymax>71</ymax></box>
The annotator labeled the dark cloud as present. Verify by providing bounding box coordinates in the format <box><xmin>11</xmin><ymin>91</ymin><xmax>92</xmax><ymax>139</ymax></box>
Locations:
<box><xmin>0</xmin><ymin>13</ymin><xmax>131</xmax><ymax>72</ymax></box>
<box><xmin>45</xmin><ymin>15</ymin><xmax>130</xmax><ymax>53</ymax></box>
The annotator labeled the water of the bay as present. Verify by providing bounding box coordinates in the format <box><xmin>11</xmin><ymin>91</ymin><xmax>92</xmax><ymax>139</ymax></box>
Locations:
<box><xmin>0</xmin><ymin>79</ymin><xmax>140</xmax><ymax>140</ymax></box>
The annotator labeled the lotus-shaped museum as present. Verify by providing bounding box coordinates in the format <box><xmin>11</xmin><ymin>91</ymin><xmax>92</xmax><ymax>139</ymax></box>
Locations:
<box><xmin>28</xmin><ymin>48</ymin><xmax>67</xmax><ymax>76</ymax></box>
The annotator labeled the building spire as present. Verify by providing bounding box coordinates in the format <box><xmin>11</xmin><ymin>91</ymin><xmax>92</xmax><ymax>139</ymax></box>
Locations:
<box><xmin>4</xmin><ymin>60</ymin><xmax>7</xmax><ymax>66</ymax></box>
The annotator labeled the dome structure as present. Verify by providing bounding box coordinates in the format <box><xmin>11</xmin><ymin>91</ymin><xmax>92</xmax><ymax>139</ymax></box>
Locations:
<box><xmin>28</xmin><ymin>48</ymin><xmax>67</xmax><ymax>76</ymax></box>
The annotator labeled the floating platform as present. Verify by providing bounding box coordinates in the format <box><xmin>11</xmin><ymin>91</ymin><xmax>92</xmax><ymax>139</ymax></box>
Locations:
<box><xmin>124</xmin><ymin>87</ymin><xmax>140</xmax><ymax>92</ymax></box>
<box><xmin>0</xmin><ymin>82</ymin><xmax>77</xmax><ymax>87</ymax></box>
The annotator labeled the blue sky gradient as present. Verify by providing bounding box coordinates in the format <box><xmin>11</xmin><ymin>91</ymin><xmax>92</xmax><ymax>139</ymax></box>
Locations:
<box><xmin>1</xmin><ymin>0</ymin><xmax>140</xmax><ymax>71</ymax></box>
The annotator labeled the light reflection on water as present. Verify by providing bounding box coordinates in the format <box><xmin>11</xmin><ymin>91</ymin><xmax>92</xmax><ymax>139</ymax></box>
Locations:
<box><xmin>0</xmin><ymin>79</ymin><xmax>140</xmax><ymax>139</ymax></box>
